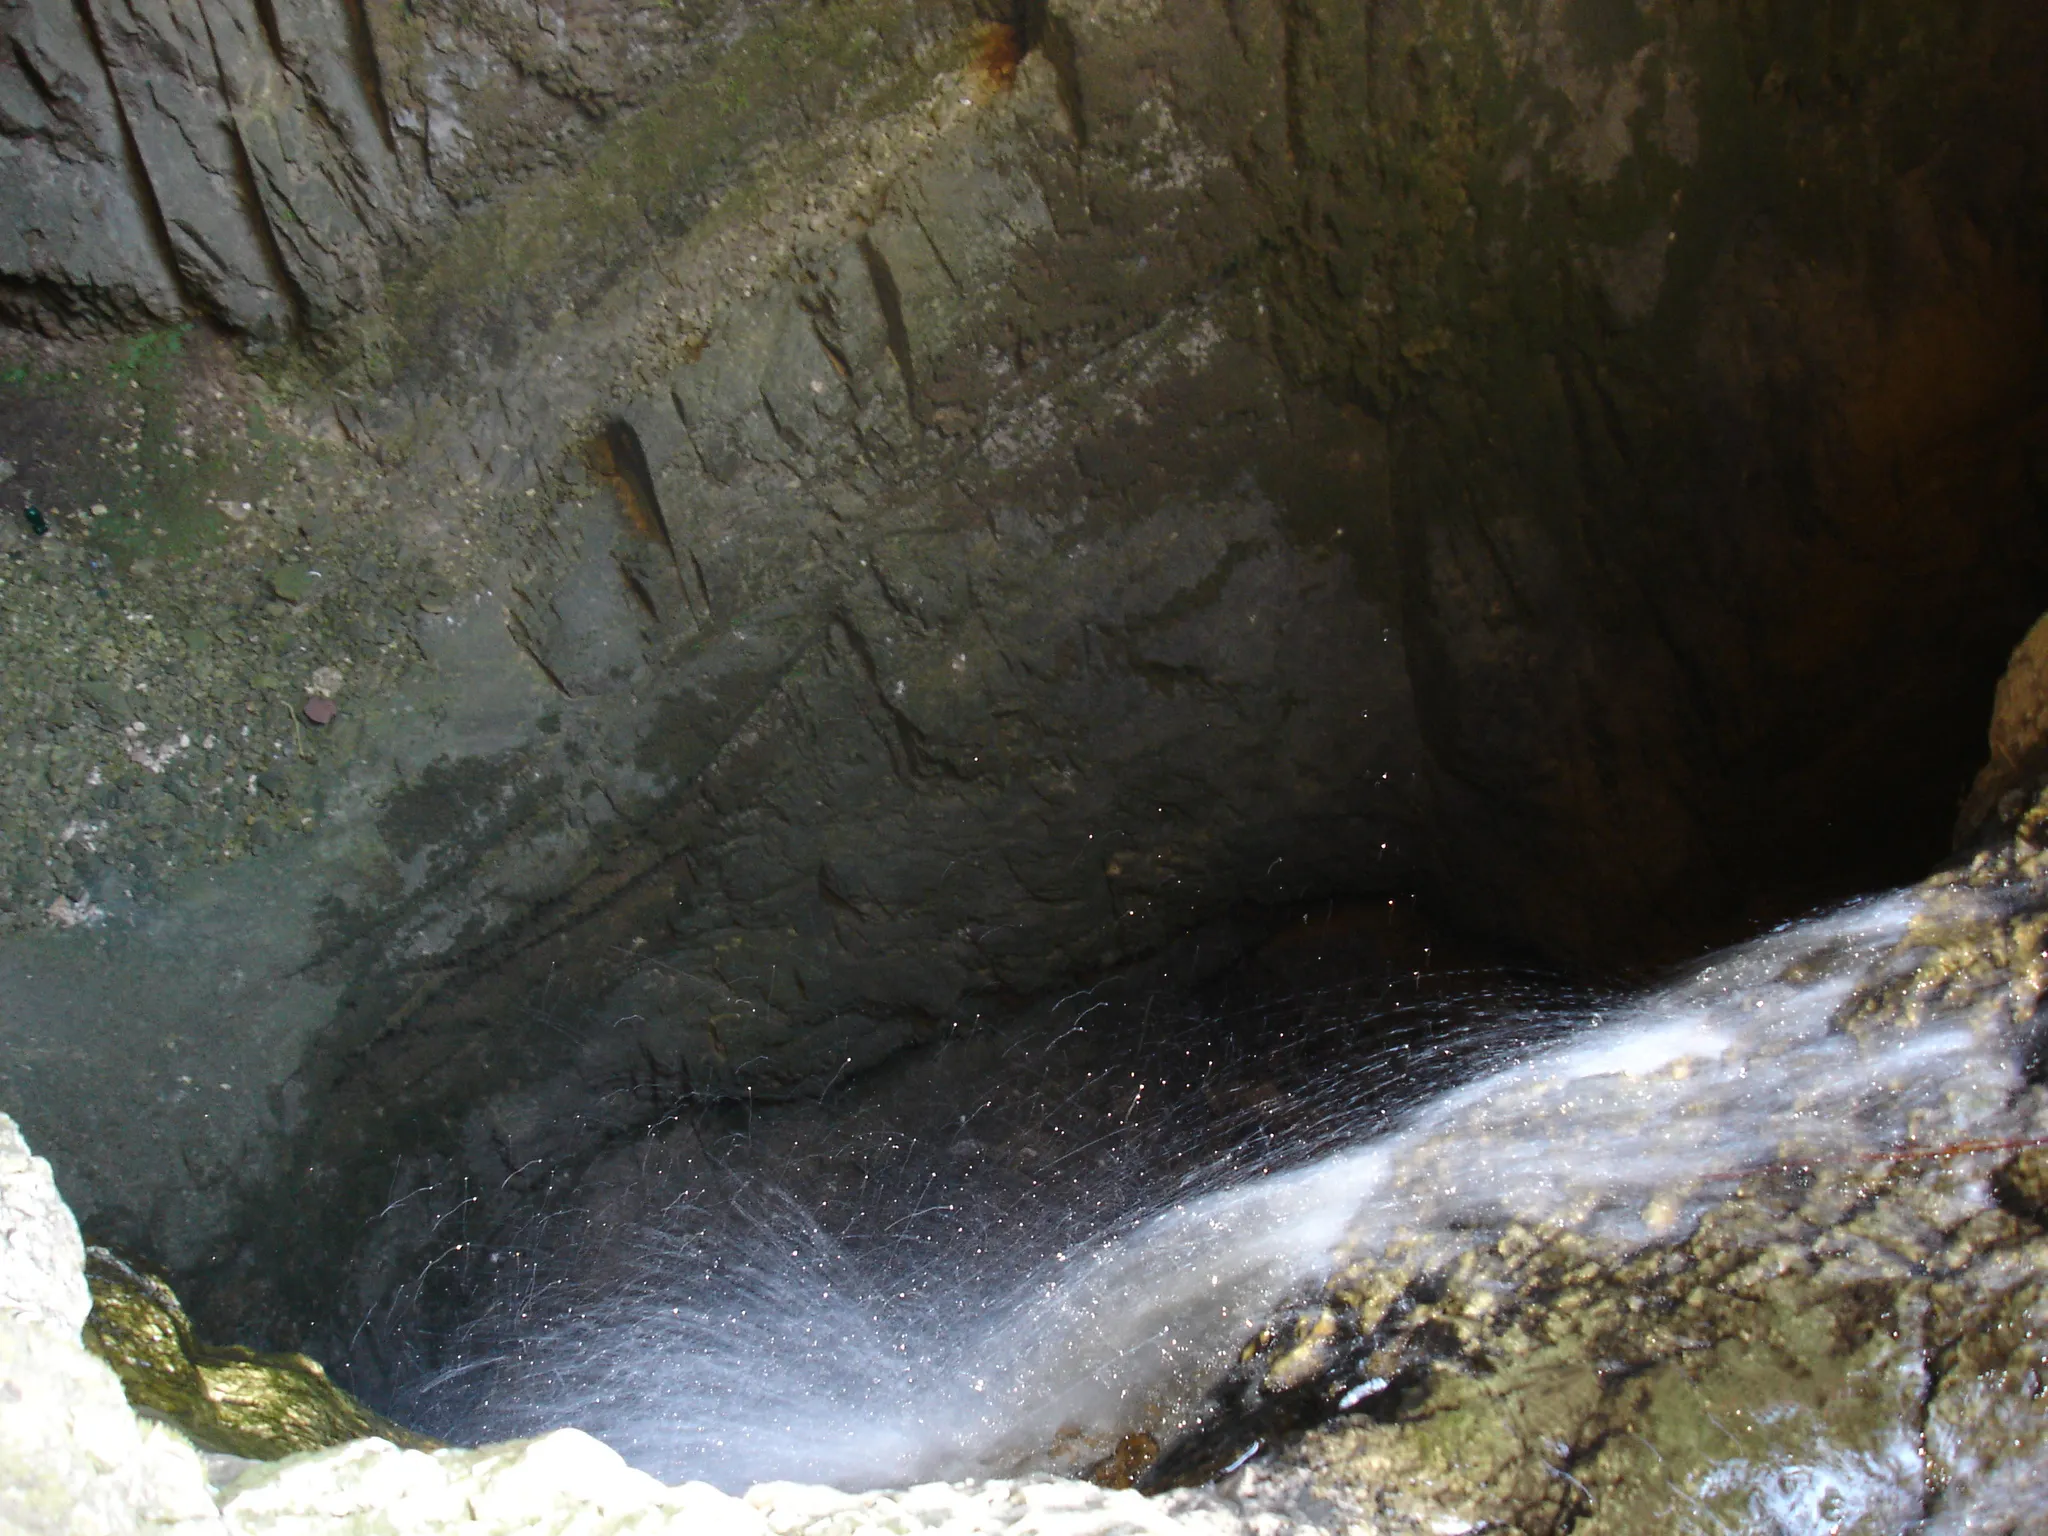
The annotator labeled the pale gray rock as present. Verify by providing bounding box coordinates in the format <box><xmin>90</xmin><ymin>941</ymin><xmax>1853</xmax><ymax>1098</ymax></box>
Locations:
<box><xmin>213</xmin><ymin>1431</ymin><xmax>773</xmax><ymax>1535</ymax></box>
<box><xmin>1</xmin><ymin>0</ymin><xmax>394</xmax><ymax>331</ymax></box>
<box><xmin>81</xmin><ymin>0</ymin><xmax>299</xmax><ymax>333</ymax></box>
<box><xmin>211</xmin><ymin>1442</ymin><xmax>1263</xmax><ymax>1536</ymax></box>
<box><xmin>0</xmin><ymin>1111</ymin><xmax>89</xmax><ymax>1334</ymax></box>
<box><xmin>745</xmin><ymin>1478</ymin><xmax>1249</xmax><ymax>1536</ymax></box>
<box><xmin>0</xmin><ymin>1112</ymin><xmax>226</xmax><ymax>1535</ymax></box>
<box><xmin>0</xmin><ymin>1315</ymin><xmax>226</xmax><ymax>1536</ymax></box>
<box><xmin>189</xmin><ymin>0</ymin><xmax>392</xmax><ymax>328</ymax></box>
<box><xmin>0</xmin><ymin>0</ymin><xmax>188</xmax><ymax>328</ymax></box>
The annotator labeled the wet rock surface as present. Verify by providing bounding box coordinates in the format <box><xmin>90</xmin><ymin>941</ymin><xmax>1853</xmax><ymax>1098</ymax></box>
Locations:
<box><xmin>1202</xmin><ymin>1159</ymin><xmax>2048</xmax><ymax>1533</ymax></box>
<box><xmin>83</xmin><ymin>1245</ymin><xmax>437</xmax><ymax>1460</ymax></box>
<box><xmin>1138</xmin><ymin>788</ymin><xmax>2048</xmax><ymax>1532</ymax></box>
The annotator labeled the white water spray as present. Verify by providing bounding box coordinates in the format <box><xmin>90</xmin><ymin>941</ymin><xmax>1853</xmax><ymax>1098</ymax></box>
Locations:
<box><xmin>407</xmin><ymin>885</ymin><xmax>2042</xmax><ymax>1503</ymax></box>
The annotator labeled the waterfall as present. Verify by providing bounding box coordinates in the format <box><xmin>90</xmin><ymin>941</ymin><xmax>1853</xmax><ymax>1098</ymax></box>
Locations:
<box><xmin>394</xmin><ymin>882</ymin><xmax>2042</xmax><ymax>1507</ymax></box>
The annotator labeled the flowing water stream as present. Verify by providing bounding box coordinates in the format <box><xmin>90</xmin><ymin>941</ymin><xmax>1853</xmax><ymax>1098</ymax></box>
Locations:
<box><xmin>387</xmin><ymin>883</ymin><xmax>2045</xmax><ymax>1523</ymax></box>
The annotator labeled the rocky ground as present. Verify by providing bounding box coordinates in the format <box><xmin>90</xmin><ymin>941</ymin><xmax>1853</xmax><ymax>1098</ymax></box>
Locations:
<box><xmin>1229</xmin><ymin>1132</ymin><xmax>2048</xmax><ymax>1534</ymax></box>
<box><xmin>0</xmin><ymin>327</ymin><xmax>443</xmax><ymax>931</ymax></box>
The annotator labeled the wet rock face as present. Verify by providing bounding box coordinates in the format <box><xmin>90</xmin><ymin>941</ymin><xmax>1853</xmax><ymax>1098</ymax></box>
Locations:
<box><xmin>1260</xmin><ymin>0</ymin><xmax>2048</xmax><ymax>957</ymax></box>
<box><xmin>339</xmin><ymin>0</ymin><xmax>2048</xmax><ymax>967</ymax></box>
<box><xmin>1246</xmin><ymin>1231</ymin><xmax>2048</xmax><ymax>1534</ymax></box>
<box><xmin>1141</xmin><ymin>797</ymin><xmax>2048</xmax><ymax>1530</ymax></box>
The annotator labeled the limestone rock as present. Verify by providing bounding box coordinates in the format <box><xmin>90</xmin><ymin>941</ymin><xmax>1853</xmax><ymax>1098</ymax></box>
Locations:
<box><xmin>0</xmin><ymin>0</ymin><xmax>188</xmax><ymax>330</ymax></box>
<box><xmin>0</xmin><ymin>0</ymin><xmax>396</xmax><ymax>332</ymax></box>
<box><xmin>0</xmin><ymin>1313</ymin><xmax>226</xmax><ymax>1535</ymax></box>
<box><xmin>0</xmin><ymin>1110</ymin><xmax>89</xmax><ymax>1334</ymax></box>
<box><xmin>213</xmin><ymin>1430</ymin><xmax>771</xmax><ymax>1535</ymax></box>
<box><xmin>0</xmin><ymin>1112</ymin><xmax>225</xmax><ymax>1534</ymax></box>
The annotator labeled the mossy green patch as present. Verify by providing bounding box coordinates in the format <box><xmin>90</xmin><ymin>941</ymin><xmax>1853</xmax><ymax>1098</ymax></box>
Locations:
<box><xmin>374</xmin><ymin>2</ymin><xmax>975</xmax><ymax>398</ymax></box>
<box><xmin>0</xmin><ymin>324</ymin><xmax>301</xmax><ymax>571</ymax></box>
<box><xmin>83</xmin><ymin>1246</ymin><xmax>439</xmax><ymax>1459</ymax></box>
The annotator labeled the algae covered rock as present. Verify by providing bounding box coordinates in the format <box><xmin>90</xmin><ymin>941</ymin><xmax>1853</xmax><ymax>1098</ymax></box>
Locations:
<box><xmin>82</xmin><ymin>1246</ymin><xmax>438</xmax><ymax>1461</ymax></box>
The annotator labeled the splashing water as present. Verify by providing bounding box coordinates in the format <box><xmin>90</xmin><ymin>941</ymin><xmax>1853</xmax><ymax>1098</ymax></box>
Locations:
<box><xmin>400</xmin><ymin>884</ymin><xmax>2042</xmax><ymax>1503</ymax></box>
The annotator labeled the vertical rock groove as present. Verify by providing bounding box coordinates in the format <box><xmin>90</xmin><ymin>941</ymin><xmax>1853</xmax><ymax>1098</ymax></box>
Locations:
<box><xmin>856</xmin><ymin>233</ymin><xmax>922</xmax><ymax>425</ymax></box>
<box><xmin>333</xmin><ymin>0</ymin><xmax>395</xmax><ymax>155</ymax></box>
<box><xmin>67</xmin><ymin>0</ymin><xmax>196</xmax><ymax>317</ymax></box>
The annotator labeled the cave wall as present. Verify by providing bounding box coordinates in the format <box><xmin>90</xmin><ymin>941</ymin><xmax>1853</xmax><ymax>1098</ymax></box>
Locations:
<box><xmin>0</xmin><ymin>0</ymin><xmax>986</xmax><ymax>331</ymax></box>
<box><xmin>0</xmin><ymin>0</ymin><xmax>2044</xmax><ymax>1353</ymax></box>
<box><xmin>2</xmin><ymin>0</ymin><xmax>399</xmax><ymax>331</ymax></box>
<box><xmin>1264</xmin><ymin>0</ymin><xmax>2048</xmax><ymax>956</ymax></box>
<box><xmin>324</xmin><ymin>0</ymin><xmax>2048</xmax><ymax>965</ymax></box>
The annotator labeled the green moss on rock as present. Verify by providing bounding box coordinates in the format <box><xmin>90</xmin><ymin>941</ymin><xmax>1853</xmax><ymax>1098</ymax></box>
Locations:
<box><xmin>82</xmin><ymin>1248</ymin><xmax>439</xmax><ymax>1460</ymax></box>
